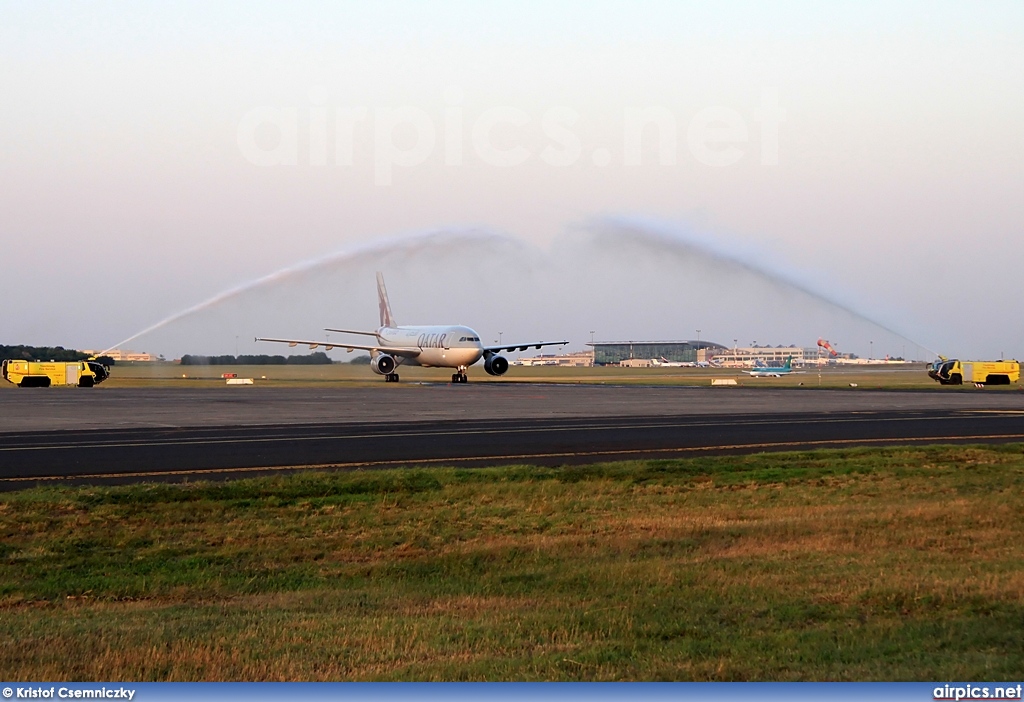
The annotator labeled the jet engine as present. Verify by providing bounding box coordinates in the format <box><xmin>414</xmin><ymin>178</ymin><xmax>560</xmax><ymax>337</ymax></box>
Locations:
<box><xmin>484</xmin><ymin>355</ymin><xmax>509</xmax><ymax>376</ymax></box>
<box><xmin>371</xmin><ymin>354</ymin><xmax>397</xmax><ymax>375</ymax></box>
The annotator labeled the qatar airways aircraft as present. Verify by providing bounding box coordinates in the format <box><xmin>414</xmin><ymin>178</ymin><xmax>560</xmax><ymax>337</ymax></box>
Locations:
<box><xmin>256</xmin><ymin>272</ymin><xmax>568</xmax><ymax>383</ymax></box>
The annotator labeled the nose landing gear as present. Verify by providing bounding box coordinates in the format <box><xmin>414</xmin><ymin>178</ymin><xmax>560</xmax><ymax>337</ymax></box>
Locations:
<box><xmin>451</xmin><ymin>366</ymin><xmax>469</xmax><ymax>384</ymax></box>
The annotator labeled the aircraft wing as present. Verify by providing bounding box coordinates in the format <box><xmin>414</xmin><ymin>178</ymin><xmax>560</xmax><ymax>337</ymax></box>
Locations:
<box><xmin>255</xmin><ymin>337</ymin><xmax>422</xmax><ymax>359</ymax></box>
<box><xmin>483</xmin><ymin>340</ymin><xmax>568</xmax><ymax>354</ymax></box>
<box><xmin>323</xmin><ymin>328</ymin><xmax>379</xmax><ymax>337</ymax></box>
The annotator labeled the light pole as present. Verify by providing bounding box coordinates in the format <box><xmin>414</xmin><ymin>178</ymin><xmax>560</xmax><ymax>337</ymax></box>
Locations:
<box><xmin>696</xmin><ymin>329</ymin><xmax>701</xmax><ymax>365</ymax></box>
<box><xmin>590</xmin><ymin>330</ymin><xmax>595</xmax><ymax>345</ymax></box>
<box><xmin>499</xmin><ymin>331</ymin><xmax>503</xmax><ymax>346</ymax></box>
<box><xmin>870</xmin><ymin>340</ymin><xmax>873</xmax><ymax>361</ymax></box>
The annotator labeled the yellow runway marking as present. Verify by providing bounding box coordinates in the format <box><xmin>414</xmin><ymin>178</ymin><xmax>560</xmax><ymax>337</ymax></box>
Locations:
<box><xmin>962</xmin><ymin>409</ymin><xmax>1024</xmax><ymax>414</ymax></box>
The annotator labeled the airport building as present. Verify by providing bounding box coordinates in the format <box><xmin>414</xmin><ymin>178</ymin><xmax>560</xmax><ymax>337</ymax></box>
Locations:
<box><xmin>588</xmin><ymin>340</ymin><xmax>727</xmax><ymax>366</ymax></box>
<box><xmin>82</xmin><ymin>349</ymin><xmax>156</xmax><ymax>362</ymax></box>
<box><xmin>619</xmin><ymin>358</ymin><xmax>655</xmax><ymax>368</ymax></box>
<box><xmin>513</xmin><ymin>351</ymin><xmax>594</xmax><ymax>367</ymax></box>
<box><xmin>709</xmin><ymin>346</ymin><xmax>819</xmax><ymax>367</ymax></box>
<box><xmin>522</xmin><ymin>342</ymin><xmax>848</xmax><ymax>369</ymax></box>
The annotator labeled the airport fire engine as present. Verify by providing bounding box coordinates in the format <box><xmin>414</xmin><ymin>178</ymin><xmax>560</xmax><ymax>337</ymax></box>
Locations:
<box><xmin>2</xmin><ymin>359</ymin><xmax>110</xmax><ymax>387</ymax></box>
<box><xmin>927</xmin><ymin>358</ymin><xmax>1019</xmax><ymax>386</ymax></box>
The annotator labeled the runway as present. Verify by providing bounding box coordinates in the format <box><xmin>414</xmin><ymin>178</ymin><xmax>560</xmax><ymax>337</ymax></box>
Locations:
<box><xmin>1</xmin><ymin>385</ymin><xmax>1023</xmax><ymax>488</ymax></box>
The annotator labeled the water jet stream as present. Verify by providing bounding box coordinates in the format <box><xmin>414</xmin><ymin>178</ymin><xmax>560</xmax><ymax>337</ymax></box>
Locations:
<box><xmin>101</xmin><ymin>229</ymin><xmax>516</xmax><ymax>354</ymax></box>
<box><xmin>103</xmin><ymin>220</ymin><xmax>935</xmax><ymax>360</ymax></box>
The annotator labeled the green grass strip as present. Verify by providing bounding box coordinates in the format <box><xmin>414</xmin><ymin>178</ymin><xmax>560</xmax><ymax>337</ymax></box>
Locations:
<box><xmin>1</xmin><ymin>444</ymin><xmax>1023</xmax><ymax>680</ymax></box>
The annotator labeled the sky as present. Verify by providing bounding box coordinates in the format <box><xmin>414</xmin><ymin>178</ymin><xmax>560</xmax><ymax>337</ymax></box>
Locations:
<box><xmin>1</xmin><ymin>1</ymin><xmax>1022</xmax><ymax>360</ymax></box>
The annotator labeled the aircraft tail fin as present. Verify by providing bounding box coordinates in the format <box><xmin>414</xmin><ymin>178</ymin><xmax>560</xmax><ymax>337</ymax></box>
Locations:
<box><xmin>376</xmin><ymin>272</ymin><xmax>396</xmax><ymax>328</ymax></box>
<box><xmin>783</xmin><ymin>356</ymin><xmax>792</xmax><ymax>369</ymax></box>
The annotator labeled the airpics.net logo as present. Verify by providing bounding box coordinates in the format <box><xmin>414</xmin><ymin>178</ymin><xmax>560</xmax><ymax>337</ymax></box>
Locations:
<box><xmin>934</xmin><ymin>684</ymin><xmax>1024</xmax><ymax>701</ymax></box>
<box><xmin>236</xmin><ymin>85</ymin><xmax>785</xmax><ymax>185</ymax></box>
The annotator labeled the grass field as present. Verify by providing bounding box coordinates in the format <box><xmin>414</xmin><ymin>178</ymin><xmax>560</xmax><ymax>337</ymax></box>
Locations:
<box><xmin>2</xmin><ymin>445</ymin><xmax>1023</xmax><ymax>680</ymax></box>
<box><xmin>10</xmin><ymin>360</ymin><xmax>1016</xmax><ymax>391</ymax></box>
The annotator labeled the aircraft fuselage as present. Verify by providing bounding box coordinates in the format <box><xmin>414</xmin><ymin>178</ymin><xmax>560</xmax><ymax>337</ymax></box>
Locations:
<box><xmin>377</xmin><ymin>325</ymin><xmax>484</xmax><ymax>369</ymax></box>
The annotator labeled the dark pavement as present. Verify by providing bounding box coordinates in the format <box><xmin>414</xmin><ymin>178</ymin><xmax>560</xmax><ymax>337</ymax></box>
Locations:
<box><xmin>2</xmin><ymin>399</ymin><xmax>1023</xmax><ymax>488</ymax></box>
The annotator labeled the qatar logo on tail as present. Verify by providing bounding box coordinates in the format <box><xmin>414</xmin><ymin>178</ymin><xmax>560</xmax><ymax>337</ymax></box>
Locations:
<box><xmin>377</xmin><ymin>272</ymin><xmax>396</xmax><ymax>328</ymax></box>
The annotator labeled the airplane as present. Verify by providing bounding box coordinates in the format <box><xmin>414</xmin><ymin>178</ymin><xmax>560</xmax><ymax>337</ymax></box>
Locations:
<box><xmin>651</xmin><ymin>356</ymin><xmax>695</xmax><ymax>368</ymax></box>
<box><xmin>746</xmin><ymin>356</ymin><xmax>796</xmax><ymax>377</ymax></box>
<box><xmin>256</xmin><ymin>272</ymin><xmax>568</xmax><ymax>383</ymax></box>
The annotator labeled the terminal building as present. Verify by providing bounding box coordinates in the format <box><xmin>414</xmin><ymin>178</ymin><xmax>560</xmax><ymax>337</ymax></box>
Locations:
<box><xmin>517</xmin><ymin>341</ymin><xmax>838</xmax><ymax>368</ymax></box>
<box><xmin>513</xmin><ymin>351</ymin><xmax>595</xmax><ymax>367</ymax></box>
<box><xmin>81</xmin><ymin>349</ymin><xmax>156</xmax><ymax>362</ymax></box>
<box><xmin>709</xmin><ymin>346</ymin><xmax>820</xmax><ymax>367</ymax></box>
<box><xmin>588</xmin><ymin>340</ymin><xmax>727</xmax><ymax>366</ymax></box>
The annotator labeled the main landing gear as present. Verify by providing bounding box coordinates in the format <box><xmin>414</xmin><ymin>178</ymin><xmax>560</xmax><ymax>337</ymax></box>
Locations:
<box><xmin>385</xmin><ymin>373</ymin><xmax>400</xmax><ymax>382</ymax></box>
<box><xmin>451</xmin><ymin>366</ymin><xmax>469</xmax><ymax>384</ymax></box>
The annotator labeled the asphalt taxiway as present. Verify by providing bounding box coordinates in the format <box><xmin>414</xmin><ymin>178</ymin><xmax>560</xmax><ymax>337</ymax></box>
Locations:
<box><xmin>1</xmin><ymin>385</ymin><xmax>1022</xmax><ymax>488</ymax></box>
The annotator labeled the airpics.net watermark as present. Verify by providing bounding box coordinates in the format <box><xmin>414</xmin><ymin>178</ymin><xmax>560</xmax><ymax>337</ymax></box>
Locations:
<box><xmin>934</xmin><ymin>684</ymin><xmax>1024</xmax><ymax>700</ymax></box>
<box><xmin>236</xmin><ymin>86</ymin><xmax>785</xmax><ymax>185</ymax></box>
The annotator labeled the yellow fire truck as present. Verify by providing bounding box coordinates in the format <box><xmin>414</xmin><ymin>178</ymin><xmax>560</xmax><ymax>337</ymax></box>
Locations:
<box><xmin>2</xmin><ymin>359</ymin><xmax>110</xmax><ymax>388</ymax></box>
<box><xmin>927</xmin><ymin>358</ymin><xmax>1019</xmax><ymax>386</ymax></box>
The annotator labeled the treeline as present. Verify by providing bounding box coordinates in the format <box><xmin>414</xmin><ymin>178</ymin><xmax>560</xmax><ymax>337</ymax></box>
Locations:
<box><xmin>180</xmin><ymin>352</ymin><xmax>348</xmax><ymax>366</ymax></box>
<box><xmin>0</xmin><ymin>345</ymin><xmax>115</xmax><ymax>365</ymax></box>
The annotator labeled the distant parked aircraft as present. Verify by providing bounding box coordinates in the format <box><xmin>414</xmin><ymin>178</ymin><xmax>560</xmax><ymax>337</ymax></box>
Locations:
<box><xmin>258</xmin><ymin>272</ymin><xmax>567</xmax><ymax>383</ymax></box>
<box><xmin>746</xmin><ymin>356</ymin><xmax>796</xmax><ymax>377</ymax></box>
<box><xmin>652</xmin><ymin>356</ymin><xmax>694</xmax><ymax>367</ymax></box>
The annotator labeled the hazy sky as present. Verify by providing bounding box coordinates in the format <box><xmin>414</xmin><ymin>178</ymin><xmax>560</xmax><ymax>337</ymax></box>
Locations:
<box><xmin>2</xmin><ymin>2</ymin><xmax>1022</xmax><ymax>360</ymax></box>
